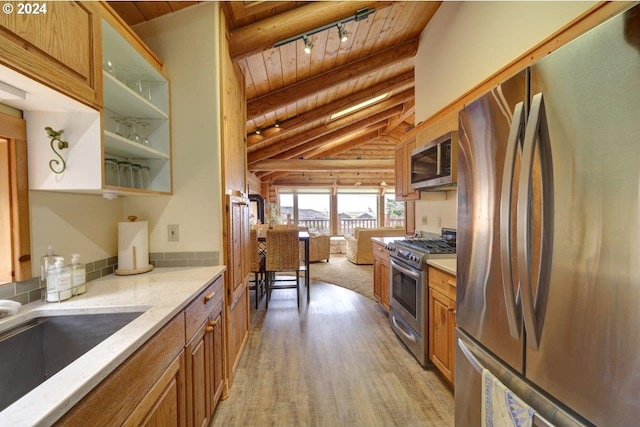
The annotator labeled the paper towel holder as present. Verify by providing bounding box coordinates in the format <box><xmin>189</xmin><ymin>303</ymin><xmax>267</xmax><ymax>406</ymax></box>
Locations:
<box><xmin>115</xmin><ymin>216</ymin><xmax>154</xmax><ymax>276</ymax></box>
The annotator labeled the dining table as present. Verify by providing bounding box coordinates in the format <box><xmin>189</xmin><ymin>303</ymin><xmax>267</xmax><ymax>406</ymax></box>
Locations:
<box><xmin>258</xmin><ymin>230</ymin><xmax>310</xmax><ymax>302</ymax></box>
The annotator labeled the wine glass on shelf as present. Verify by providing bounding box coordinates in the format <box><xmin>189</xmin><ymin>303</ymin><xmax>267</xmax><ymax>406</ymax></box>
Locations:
<box><xmin>138</xmin><ymin>121</ymin><xmax>151</xmax><ymax>147</ymax></box>
<box><xmin>126</xmin><ymin>118</ymin><xmax>141</xmax><ymax>144</ymax></box>
<box><xmin>112</xmin><ymin>117</ymin><xmax>129</xmax><ymax>138</ymax></box>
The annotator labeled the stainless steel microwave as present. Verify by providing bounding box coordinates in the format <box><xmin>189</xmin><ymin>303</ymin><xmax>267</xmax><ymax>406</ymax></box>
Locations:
<box><xmin>410</xmin><ymin>131</ymin><xmax>458</xmax><ymax>191</ymax></box>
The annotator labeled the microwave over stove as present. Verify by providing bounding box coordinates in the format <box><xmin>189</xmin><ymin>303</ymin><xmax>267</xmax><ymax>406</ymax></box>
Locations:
<box><xmin>410</xmin><ymin>131</ymin><xmax>458</xmax><ymax>191</ymax></box>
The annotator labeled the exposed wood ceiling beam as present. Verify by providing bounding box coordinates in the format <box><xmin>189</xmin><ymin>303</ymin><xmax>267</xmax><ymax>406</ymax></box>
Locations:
<box><xmin>383</xmin><ymin>99</ymin><xmax>415</xmax><ymax>136</ymax></box>
<box><xmin>248</xmin><ymin>94</ymin><xmax>409</xmax><ymax>164</ymax></box>
<box><xmin>246</xmin><ymin>38</ymin><xmax>419</xmax><ymax>119</ymax></box>
<box><xmin>229</xmin><ymin>1</ymin><xmax>390</xmax><ymax>62</ymax></box>
<box><xmin>247</xmin><ymin>71</ymin><xmax>414</xmax><ymax>146</ymax></box>
<box><xmin>250</xmin><ymin>159</ymin><xmax>393</xmax><ymax>172</ymax></box>
<box><xmin>255</xmin><ymin>130</ymin><xmax>383</xmax><ymax>182</ymax></box>
<box><xmin>271</xmin><ymin>172</ymin><xmax>395</xmax><ymax>187</ymax></box>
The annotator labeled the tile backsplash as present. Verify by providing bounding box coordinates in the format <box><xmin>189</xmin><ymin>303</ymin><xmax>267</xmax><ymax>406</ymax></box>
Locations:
<box><xmin>0</xmin><ymin>251</ymin><xmax>219</xmax><ymax>304</ymax></box>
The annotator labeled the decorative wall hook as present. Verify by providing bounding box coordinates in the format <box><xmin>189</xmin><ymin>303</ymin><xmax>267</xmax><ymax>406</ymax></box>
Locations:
<box><xmin>45</xmin><ymin>127</ymin><xmax>69</xmax><ymax>174</ymax></box>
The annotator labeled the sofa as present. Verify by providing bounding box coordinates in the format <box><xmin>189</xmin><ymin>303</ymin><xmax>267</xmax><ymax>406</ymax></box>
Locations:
<box><xmin>345</xmin><ymin>227</ymin><xmax>405</xmax><ymax>265</ymax></box>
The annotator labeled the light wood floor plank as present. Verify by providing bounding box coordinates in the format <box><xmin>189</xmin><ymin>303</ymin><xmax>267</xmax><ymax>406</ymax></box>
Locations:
<box><xmin>212</xmin><ymin>280</ymin><xmax>454</xmax><ymax>426</ymax></box>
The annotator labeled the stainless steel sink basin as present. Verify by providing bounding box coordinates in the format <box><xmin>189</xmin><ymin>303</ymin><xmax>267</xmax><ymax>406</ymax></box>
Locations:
<box><xmin>0</xmin><ymin>311</ymin><xmax>144</xmax><ymax>411</ymax></box>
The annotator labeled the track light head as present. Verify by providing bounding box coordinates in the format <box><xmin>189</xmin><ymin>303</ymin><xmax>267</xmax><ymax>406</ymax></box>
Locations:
<box><xmin>274</xmin><ymin>120</ymin><xmax>281</xmax><ymax>128</ymax></box>
<box><xmin>337</xmin><ymin>23</ymin><xmax>348</xmax><ymax>43</ymax></box>
<box><xmin>303</xmin><ymin>35</ymin><xmax>313</xmax><ymax>54</ymax></box>
<box><xmin>255</xmin><ymin>127</ymin><xmax>262</xmax><ymax>135</ymax></box>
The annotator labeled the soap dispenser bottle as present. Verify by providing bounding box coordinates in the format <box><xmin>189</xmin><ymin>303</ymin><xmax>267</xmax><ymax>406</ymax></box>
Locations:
<box><xmin>70</xmin><ymin>254</ymin><xmax>86</xmax><ymax>295</ymax></box>
<box><xmin>46</xmin><ymin>258</ymin><xmax>72</xmax><ymax>302</ymax></box>
<box><xmin>40</xmin><ymin>245</ymin><xmax>59</xmax><ymax>289</ymax></box>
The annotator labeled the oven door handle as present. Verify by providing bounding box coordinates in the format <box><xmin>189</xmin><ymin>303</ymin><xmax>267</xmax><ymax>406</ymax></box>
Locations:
<box><xmin>390</xmin><ymin>258</ymin><xmax>421</xmax><ymax>280</ymax></box>
<box><xmin>392</xmin><ymin>314</ymin><xmax>418</xmax><ymax>343</ymax></box>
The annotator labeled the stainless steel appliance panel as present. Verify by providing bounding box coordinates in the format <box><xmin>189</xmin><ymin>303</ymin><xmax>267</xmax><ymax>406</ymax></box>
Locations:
<box><xmin>389</xmin><ymin>257</ymin><xmax>424</xmax><ymax>336</ymax></box>
<box><xmin>523</xmin><ymin>7</ymin><xmax>640</xmax><ymax>426</ymax></box>
<box><xmin>457</xmin><ymin>69</ymin><xmax>527</xmax><ymax>372</ymax></box>
<box><xmin>455</xmin><ymin>329</ymin><xmax>587</xmax><ymax>427</ymax></box>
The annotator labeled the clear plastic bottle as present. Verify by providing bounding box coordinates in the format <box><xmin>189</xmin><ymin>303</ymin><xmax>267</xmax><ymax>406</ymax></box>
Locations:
<box><xmin>46</xmin><ymin>258</ymin><xmax>72</xmax><ymax>302</ymax></box>
<box><xmin>40</xmin><ymin>245</ymin><xmax>59</xmax><ymax>290</ymax></box>
<box><xmin>70</xmin><ymin>254</ymin><xmax>87</xmax><ymax>295</ymax></box>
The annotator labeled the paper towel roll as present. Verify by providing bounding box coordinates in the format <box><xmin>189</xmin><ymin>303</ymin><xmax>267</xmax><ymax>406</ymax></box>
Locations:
<box><xmin>116</xmin><ymin>220</ymin><xmax>153</xmax><ymax>275</ymax></box>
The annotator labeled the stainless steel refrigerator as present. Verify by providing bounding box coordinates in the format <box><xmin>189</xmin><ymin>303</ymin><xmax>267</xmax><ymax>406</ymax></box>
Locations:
<box><xmin>456</xmin><ymin>4</ymin><xmax>640</xmax><ymax>426</ymax></box>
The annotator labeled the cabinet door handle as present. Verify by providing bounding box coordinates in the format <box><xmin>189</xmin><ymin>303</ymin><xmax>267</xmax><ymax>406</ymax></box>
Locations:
<box><xmin>447</xmin><ymin>307</ymin><xmax>454</xmax><ymax>312</ymax></box>
<box><xmin>204</xmin><ymin>290</ymin><xmax>216</xmax><ymax>303</ymax></box>
<box><xmin>206</xmin><ymin>326</ymin><xmax>214</xmax><ymax>333</ymax></box>
<box><xmin>209</xmin><ymin>319</ymin><xmax>218</xmax><ymax>327</ymax></box>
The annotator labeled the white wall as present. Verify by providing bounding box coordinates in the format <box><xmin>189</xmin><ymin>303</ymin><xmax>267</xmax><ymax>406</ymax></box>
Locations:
<box><xmin>413</xmin><ymin>1</ymin><xmax>595</xmax><ymax>234</ymax></box>
<box><xmin>30</xmin><ymin>192</ymin><xmax>122</xmax><ymax>271</ymax></box>
<box><xmin>415</xmin><ymin>1</ymin><xmax>596</xmax><ymax>123</ymax></box>
<box><xmin>124</xmin><ymin>2</ymin><xmax>223</xmax><ymax>253</ymax></box>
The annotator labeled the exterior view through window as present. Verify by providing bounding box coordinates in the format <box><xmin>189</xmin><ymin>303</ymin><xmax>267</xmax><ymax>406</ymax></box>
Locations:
<box><xmin>277</xmin><ymin>188</ymin><xmax>404</xmax><ymax>236</ymax></box>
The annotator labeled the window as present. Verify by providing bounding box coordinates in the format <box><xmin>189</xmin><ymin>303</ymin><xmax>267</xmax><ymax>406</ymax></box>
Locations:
<box><xmin>337</xmin><ymin>190</ymin><xmax>378</xmax><ymax>234</ymax></box>
<box><xmin>275</xmin><ymin>187</ymin><xmax>404</xmax><ymax>236</ymax></box>
<box><xmin>384</xmin><ymin>190</ymin><xmax>404</xmax><ymax>227</ymax></box>
<box><xmin>278</xmin><ymin>189</ymin><xmax>330</xmax><ymax>233</ymax></box>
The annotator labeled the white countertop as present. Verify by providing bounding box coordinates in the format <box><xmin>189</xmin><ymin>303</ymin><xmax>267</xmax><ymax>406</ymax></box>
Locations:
<box><xmin>427</xmin><ymin>258</ymin><xmax>457</xmax><ymax>276</ymax></box>
<box><xmin>0</xmin><ymin>266</ymin><xmax>225</xmax><ymax>427</ymax></box>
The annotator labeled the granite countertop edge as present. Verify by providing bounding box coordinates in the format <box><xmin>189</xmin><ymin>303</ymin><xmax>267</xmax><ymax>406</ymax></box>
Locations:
<box><xmin>0</xmin><ymin>265</ymin><xmax>226</xmax><ymax>427</ymax></box>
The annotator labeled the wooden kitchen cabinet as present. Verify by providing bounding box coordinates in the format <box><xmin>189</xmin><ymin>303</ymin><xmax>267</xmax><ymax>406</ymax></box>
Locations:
<box><xmin>372</xmin><ymin>240</ymin><xmax>390</xmax><ymax>312</ymax></box>
<box><xmin>57</xmin><ymin>273</ymin><xmax>226</xmax><ymax>427</ymax></box>
<box><xmin>184</xmin><ymin>275</ymin><xmax>226</xmax><ymax>427</ymax></box>
<box><xmin>25</xmin><ymin>3</ymin><xmax>172</xmax><ymax>196</ymax></box>
<box><xmin>56</xmin><ymin>313</ymin><xmax>187</xmax><ymax>426</ymax></box>
<box><xmin>428</xmin><ymin>267</ymin><xmax>456</xmax><ymax>385</ymax></box>
<box><xmin>0</xmin><ymin>1</ymin><xmax>102</xmax><ymax>108</ymax></box>
<box><xmin>394</xmin><ymin>138</ymin><xmax>419</xmax><ymax>201</ymax></box>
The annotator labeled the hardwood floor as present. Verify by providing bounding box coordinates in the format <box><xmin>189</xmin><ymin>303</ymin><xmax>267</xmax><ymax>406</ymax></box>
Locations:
<box><xmin>212</xmin><ymin>279</ymin><xmax>454</xmax><ymax>427</ymax></box>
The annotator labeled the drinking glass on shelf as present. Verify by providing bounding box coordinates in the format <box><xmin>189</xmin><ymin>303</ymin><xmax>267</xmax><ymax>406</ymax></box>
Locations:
<box><xmin>104</xmin><ymin>158</ymin><xmax>119</xmax><ymax>186</ymax></box>
<box><xmin>112</xmin><ymin>117</ymin><xmax>129</xmax><ymax>138</ymax></box>
<box><xmin>138</xmin><ymin>121</ymin><xmax>151</xmax><ymax>147</ymax></box>
<box><xmin>117</xmin><ymin>161</ymin><xmax>132</xmax><ymax>188</ymax></box>
<box><xmin>141</xmin><ymin>165</ymin><xmax>151</xmax><ymax>189</ymax></box>
<box><xmin>126</xmin><ymin>118</ymin><xmax>141</xmax><ymax>144</ymax></box>
<box><xmin>131</xmin><ymin>164</ymin><xmax>143</xmax><ymax>189</ymax></box>
<box><xmin>139</xmin><ymin>74</ymin><xmax>154</xmax><ymax>102</ymax></box>
<box><xmin>104</xmin><ymin>60</ymin><xmax>116</xmax><ymax>77</ymax></box>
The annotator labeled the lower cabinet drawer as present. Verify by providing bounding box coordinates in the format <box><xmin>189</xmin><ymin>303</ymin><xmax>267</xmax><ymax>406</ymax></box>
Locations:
<box><xmin>184</xmin><ymin>275</ymin><xmax>224</xmax><ymax>340</ymax></box>
<box><xmin>428</xmin><ymin>267</ymin><xmax>456</xmax><ymax>300</ymax></box>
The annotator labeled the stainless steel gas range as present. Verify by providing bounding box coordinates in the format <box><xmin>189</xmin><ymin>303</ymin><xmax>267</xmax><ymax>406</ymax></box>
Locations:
<box><xmin>385</xmin><ymin>228</ymin><xmax>456</xmax><ymax>366</ymax></box>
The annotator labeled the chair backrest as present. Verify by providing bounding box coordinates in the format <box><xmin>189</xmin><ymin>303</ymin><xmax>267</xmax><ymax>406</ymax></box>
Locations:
<box><xmin>250</xmin><ymin>229</ymin><xmax>261</xmax><ymax>271</ymax></box>
<box><xmin>266</xmin><ymin>228</ymin><xmax>300</xmax><ymax>271</ymax></box>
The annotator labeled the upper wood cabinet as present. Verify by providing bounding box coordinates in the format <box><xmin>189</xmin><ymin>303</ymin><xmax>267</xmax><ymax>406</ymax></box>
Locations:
<box><xmin>0</xmin><ymin>1</ymin><xmax>102</xmax><ymax>108</ymax></box>
<box><xmin>24</xmin><ymin>3</ymin><xmax>172</xmax><ymax>196</ymax></box>
<box><xmin>395</xmin><ymin>138</ymin><xmax>419</xmax><ymax>201</ymax></box>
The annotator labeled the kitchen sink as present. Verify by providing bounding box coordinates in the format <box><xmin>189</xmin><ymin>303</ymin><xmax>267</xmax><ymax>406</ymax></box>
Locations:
<box><xmin>0</xmin><ymin>311</ymin><xmax>144</xmax><ymax>412</ymax></box>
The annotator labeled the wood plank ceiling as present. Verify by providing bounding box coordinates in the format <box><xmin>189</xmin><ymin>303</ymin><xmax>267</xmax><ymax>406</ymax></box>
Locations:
<box><xmin>109</xmin><ymin>1</ymin><xmax>441</xmax><ymax>188</ymax></box>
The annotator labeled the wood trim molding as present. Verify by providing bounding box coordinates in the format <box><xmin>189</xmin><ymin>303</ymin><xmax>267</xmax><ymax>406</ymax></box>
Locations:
<box><xmin>408</xmin><ymin>1</ymin><xmax>633</xmax><ymax>141</ymax></box>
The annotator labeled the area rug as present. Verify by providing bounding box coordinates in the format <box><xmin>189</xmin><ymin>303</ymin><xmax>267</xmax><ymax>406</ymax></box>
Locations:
<box><xmin>308</xmin><ymin>254</ymin><xmax>374</xmax><ymax>301</ymax></box>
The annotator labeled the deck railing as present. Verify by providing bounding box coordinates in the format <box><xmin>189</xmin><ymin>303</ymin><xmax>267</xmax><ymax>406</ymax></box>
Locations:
<box><xmin>297</xmin><ymin>218</ymin><xmax>404</xmax><ymax>235</ymax></box>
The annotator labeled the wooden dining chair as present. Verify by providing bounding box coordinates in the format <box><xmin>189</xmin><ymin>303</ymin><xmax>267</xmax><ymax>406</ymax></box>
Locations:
<box><xmin>265</xmin><ymin>228</ymin><xmax>301</xmax><ymax>308</ymax></box>
<box><xmin>249</xmin><ymin>229</ymin><xmax>265</xmax><ymax>309</ymax></box>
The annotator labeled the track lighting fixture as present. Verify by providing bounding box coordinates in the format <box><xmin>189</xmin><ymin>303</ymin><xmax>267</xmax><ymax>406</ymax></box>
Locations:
<box><xmin>273</xmin><ymin>7</ymin><xmax>375</xmax><ymax>50</ymax></box>
<box><xmin>274</xmin><ymin>120</ymin><xmax>281</xmax><ymax>128</ymax></box>
<box><xmin>303</xmin><ymin>35</ymin><xmax>313</xmax><ymax>54</ymax></box>
<box><xmin>255</xmin><ymin>127</ymin><xmax>262</xmax><ymax>135</ymax></box>
<box><xmin>337</xmin><ymin>23</ymin><xmax>348</xmax><ymax>43</ymax></box>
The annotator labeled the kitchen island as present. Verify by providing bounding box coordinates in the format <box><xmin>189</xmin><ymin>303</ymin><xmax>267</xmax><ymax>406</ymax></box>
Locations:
<box><xmin>0</xmin><ymin>266</ymin><xmax>225</xmax><ymax>427</ymax></box>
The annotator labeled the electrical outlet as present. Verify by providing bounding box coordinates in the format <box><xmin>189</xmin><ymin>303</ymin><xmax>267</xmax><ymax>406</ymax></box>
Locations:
<box><xmin>436</xmin><ymin>217</ymin><xmax>441</xmax><ymax>227</ymax></box>
<box><xmin>422</xmin><ymin>215</ymin><xmax>428</xmax><ymax>225</ymax></box>
<box><xmin>168</xmin><ymin>224</ymin><xmax>179</xmax><ymax>242</ymax></box>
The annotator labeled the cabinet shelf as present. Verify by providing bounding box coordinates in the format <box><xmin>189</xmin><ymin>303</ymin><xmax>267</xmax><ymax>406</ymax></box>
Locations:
<box><xmin>104</xmin><ymin>130</ymin><xmax>170</xmax><ymax>160</ymax></box>
<box><xmin>103</xmin><ymin>72</ymin><xmax>168</xmax><ymax>119</ymax></box>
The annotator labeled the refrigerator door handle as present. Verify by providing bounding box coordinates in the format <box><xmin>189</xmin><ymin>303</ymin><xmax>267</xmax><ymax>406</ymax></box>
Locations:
<box><xmin>500</xmin><ymin>101</ymin><xmax>525</xmax><ymax>340</ymax></box>
<box><xmin>457</xmin><ymin>336</ymin><xmax>484</xmax><ymax>374</ymax></box>
<box><xmin>517</xmin><ymin>92</ymin><xmax>554</xmax><ymax>350</ymax></box>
